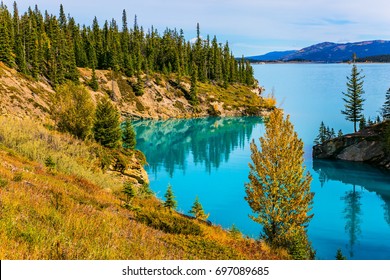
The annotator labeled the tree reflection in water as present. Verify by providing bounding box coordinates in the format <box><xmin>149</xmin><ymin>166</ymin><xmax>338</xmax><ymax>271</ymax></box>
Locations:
<box><xmin>342</xmin><ymin>185</ymin><xmax>362</xmax><ymax>258</ymax></box>
<box><xmin>133</xmin><ymin>117</ymin><xmax>262</xmax><ymax>177</ymax></box>
<box><xmin>313</xmin><ymin>160</ymin><xmax>390</xmax><ymax>257</ymax></box>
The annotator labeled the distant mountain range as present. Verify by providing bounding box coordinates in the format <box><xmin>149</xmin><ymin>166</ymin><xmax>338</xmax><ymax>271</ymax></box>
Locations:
<box><xmin>247</xmin><ymin>40</ymin><xmax>390</xmax><ymax>63</ymax></box>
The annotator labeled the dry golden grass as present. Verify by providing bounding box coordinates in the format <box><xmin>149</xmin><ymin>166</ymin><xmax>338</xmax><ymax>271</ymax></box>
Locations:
<box><xmin>0</xmin><ymin>116</ymin><xmax>284</xmax><ymax>260</ymax></box>
<box><xmin>0</xmin><ymin>116</ymin><xmax>120</xmax><ymax>190</ymax></box>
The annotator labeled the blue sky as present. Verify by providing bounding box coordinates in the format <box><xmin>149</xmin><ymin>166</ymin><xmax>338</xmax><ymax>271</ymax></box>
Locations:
<box><xmin>3</xmin><ymin>0</ymin><xmax>390</xmax><ymax>56</ymax></box>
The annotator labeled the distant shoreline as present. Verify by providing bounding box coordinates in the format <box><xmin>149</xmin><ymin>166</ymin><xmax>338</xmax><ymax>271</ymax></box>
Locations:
<box><xmin>249</xmin><ymin>61</ymin><xmax>390</xmax><ymax>64</ymax></box>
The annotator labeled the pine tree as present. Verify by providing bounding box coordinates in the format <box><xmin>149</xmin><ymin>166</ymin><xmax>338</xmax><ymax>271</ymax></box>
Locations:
<box><xmin>189</xmin><ymin>196</ymin><xmax>209</xmax><ymax>220</ymax></box>
<box><xmin>245</xmin><ymin>61</ymin><xmax>255</xmax><ymax>86</ymax></box>
<box><xmin>0</xmin><ymin>4</ymin><xmax>14</xmax><ymax>66</ymax></box>
<box><xmin>122</xmin><ymin>118</ymin><xmax>136</xmax><ymax>150</ymax></box>
<box><xmin>59</xmin><ymin>4</ymin><xmax>67</xmax><ymax>30</ymax></box>
<box><xmin>314</xmin><ymin>121</ymin><xmax>327</xmax><ymax>145</ymax></box>
<box><xmin>189</xmin><ymin>62</ymin><xmax>198</xmax><ymax>104</ymax></box>
<box><xmin>13</xmin><ymin>2</ymin><xmax>27</xmax><ymax>73</ymax></box>
<box><xmin>359</xmin><ymin>116</ymin><xmax>366</xmax><ymax>130</ymax></box>
<box><xmin>245</xmin><ymin>109</ymin><xmax>314</xmax><ymax>259</ymax></box>
<box><xmin>0</xmin><ymin>4</ymin><xmax>256</xmax><ymax>87</ymax></box>
<box><xmin>93</xmin><ymin>96</ymin><xmax>122</xmax><ymax>148</ymax></box>
<box><xmin>338</xmin><ymin>129</ymin><xmax>343</xmax><ymax>137</ymax></box>
<box><xmin>382</xmin><ymin>88</ymin><xmax>390</xmax><ymax>121</ymax></box>
<box><xmin>330</xmin><ymin>128</ymin><xmax>336</xmax><ymax>139</ymax></box>
<box><xmin>342</xmin><ymin>63</ymin><xmax>365</xmax><ymax>132</ymax></box>
<box><xmin>163</xmin><ymin>184</ymin><xmax>177</xmax><ymax>211</ymax></box>
<box><xmin>89</xmin><ymin>66</ymin><xmax>99</xmax><ymax>91</ymax></box>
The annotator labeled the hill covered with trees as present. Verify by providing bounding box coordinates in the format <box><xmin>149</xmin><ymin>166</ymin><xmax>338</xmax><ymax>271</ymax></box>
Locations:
<box><xmin>0</xmin><ymin>2</ymin><xmax>254</xmax><ymax>87</ymax></box>
<box><xmin>0</xmin><ymin>2</ymin><xmax>273</xmax><ymax>120</ymax></box>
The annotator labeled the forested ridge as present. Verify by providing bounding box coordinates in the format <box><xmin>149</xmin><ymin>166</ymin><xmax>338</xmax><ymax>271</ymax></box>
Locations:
<box><xmin>0</xmin><ymin>2</ymin><xmax>255</xmax><ymax>87</ymax></box>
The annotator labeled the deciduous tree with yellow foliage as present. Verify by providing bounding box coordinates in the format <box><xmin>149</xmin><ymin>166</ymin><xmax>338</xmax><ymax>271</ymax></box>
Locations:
<box><xmin>245</xmin><ymin>109</ymin><xmax>315</xmax><ymax>259</ymax></box>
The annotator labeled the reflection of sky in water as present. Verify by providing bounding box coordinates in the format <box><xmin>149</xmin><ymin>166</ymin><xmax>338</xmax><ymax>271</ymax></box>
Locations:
<box><xmin>135</xmin><ymin>117</ymin><xmax>390</xmax><ymax>259</ymax></box>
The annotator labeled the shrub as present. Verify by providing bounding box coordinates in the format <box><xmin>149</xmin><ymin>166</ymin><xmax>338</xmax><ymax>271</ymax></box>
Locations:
<box><xmin>50</xmin><ymin>83</ymin><xmax>95</xmax><ymax>140</ymax></box>
<box><xmin>283</xmin><ymin>229</ymin><xmax>315</xmax><ymax>260</ymax></box>
<box><xmin>130</xmin><ymin>79</ymin><xmax>144</xmax><ymax>97</ymax></box>
<box><xmin>113</xmin><ymin>152</ymin><xmax>128</xmax><ymax>174</ymax></box>
<box><xmin>229</xmin><ymin>224</ymin><xmax>242</xmax><ymax>239</ymax></box>
<box><xmin>13</xmin><ymin>172</ymin><xmax>23</xmax><ymax>182</ymax></box>
<box><xmin>136</xmin><ymin>211</ymin><xmax>202</xmax><ymax>235</ymax></box>
<box><xmin>138</xmin><ymin>183</ymin><xmax>153</xmax><ymax>198</ymax></box>
<box><xmin>336</xmin><ymin>248</ymin><xmax>347</xmax><ymax>260</ymax></box>
<box><xmin>122</xmin><ymin>181</ymin><xmax>135</xmax><ymax>204</ymax></box>
<box><xmin>45</xmin><ymin>156</ymin><xmax>56</xmax><ymax>172</ymax></box>
<box><xmin>134</xmin><ymin>150</ymin><xmax>147</xmax><ymax>166</ymax></box>
<box><xmin>0</xmin><ymin>177</ymin><xmax>8</xmax><ymax>188</ymax></box>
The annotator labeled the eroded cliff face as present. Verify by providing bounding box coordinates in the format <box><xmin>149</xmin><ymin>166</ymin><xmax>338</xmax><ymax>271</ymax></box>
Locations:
<box><xmin>0</xmin><ymin>63</ymin><xmax>272</xmax><ymax>121</ymax></box>
<box><xmin>312</xmin><ymin>121</ymin><xmax>390</xmax><ymax>170</ymax></box>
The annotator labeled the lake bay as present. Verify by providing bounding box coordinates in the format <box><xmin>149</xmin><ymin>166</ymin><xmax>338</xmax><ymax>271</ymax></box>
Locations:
<box><xmin>134</xmin><ymin>63</ymin><xmax>390</xmax><ymax>260</ymax></box>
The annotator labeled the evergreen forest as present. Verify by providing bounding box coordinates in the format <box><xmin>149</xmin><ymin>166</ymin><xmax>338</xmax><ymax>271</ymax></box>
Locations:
<box><xmin>0</xmin><ymin>2</ymin><xmax>255</xmax><ymax>87</ymax></box>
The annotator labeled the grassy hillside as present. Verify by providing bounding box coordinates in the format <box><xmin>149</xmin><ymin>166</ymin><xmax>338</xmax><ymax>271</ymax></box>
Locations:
<box><xmin>0</xmin><ymin>116</ymin><xmax>285</xmax><ymax>259</ymax></box>
<box><xmin>0</xmin><ymin>54</ymin><xmax>279</xmax><ymax>259</ymax></box>
<box><xmin>0</xmin><ymin>62</ymin><xmax>274</xmax><ymax>121</ymax></box>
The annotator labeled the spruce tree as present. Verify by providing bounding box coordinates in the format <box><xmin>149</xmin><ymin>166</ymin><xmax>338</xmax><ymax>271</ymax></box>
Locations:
<box><xmin>189</xmin><ymin>62</ymin><xmax>198</xmax><ymax>104</ymax></box>
<box><xmin>0</xmin><ymin>4</ymin><xmax>14</xmax><ymax>66</ymax></box>
<box><xmin>314</xmin><ymin>121</ymin><xmax>327</xmax><ymax>145</ymax></box>
<box><xmin>330</xmin><ymin>128</ymin><xmax>336</xmax><ymax>139</ymax></box>
<box><xmin>0</xmin><ymin>4</ymin><xmax>256</xmax><ymax>87</ymax></box>
<box><xmin>359</xmin><ymin>116</ymin><xmax>366</xmax><ymax>130</ymax></box>
<box><xmin>163</xmin><ymin>184</ymin><xmax>177</xmax><ymax>211</ymax></box>
<box><xmin>59</xmin><ymin>4</ymin><xmax>67</xmax><ymax>30</ymax></box>
<box><xmin>93</xmin><ymin>96</ymin><xmax>122</xmax><ymax>149</ymax></box>
<box><xmin>382</xmin><ymin>88</ymin><xmax>390</xmax><ymax>120</ymax></box>
<box><xmin>122</xmin><ymin>118</ymin><xmax>136</xmax><ymax>150</ymax></box>
<box><xmin>245</xmin><ymin>109</ymin><xmax>314</xmax><ymax>259</ymax></box>
<box><xmin>13</xmin><ymin>2</ymin><xmax>27</xmax><ymax>73</ymax></box>
<box><xmin>89</xmin><ymin>66</ymin><xmax>99</xmax><ymax>91</ymax></box>
<box><xmin>189</xmin><ymin>196</ymin><xmax>209</xmax><ymax>221</ymax></box>
<box><xmin>342</xmin><ymin>63</ymin><xmax>365</xmax><ymax>132</ymax></box>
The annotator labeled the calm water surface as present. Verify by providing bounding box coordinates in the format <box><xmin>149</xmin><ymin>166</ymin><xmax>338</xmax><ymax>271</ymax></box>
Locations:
<box><xmin>134</xmin><ymin>64</ymin><xmax>390</xmax><ymax>260</ymax></box>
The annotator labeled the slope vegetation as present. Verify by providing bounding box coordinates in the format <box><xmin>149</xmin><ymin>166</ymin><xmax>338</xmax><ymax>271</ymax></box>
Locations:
<box><xmin>0</xmin><ymin>117</ymin><xmax>284</xmax><ymax>260</ymax></box>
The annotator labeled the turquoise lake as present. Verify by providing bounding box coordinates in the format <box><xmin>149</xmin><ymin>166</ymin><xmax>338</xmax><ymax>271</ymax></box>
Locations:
<box><xmin>134</xmin><ymin>63</ymin><xmax>390</xmax><ymax>260</ymax></box>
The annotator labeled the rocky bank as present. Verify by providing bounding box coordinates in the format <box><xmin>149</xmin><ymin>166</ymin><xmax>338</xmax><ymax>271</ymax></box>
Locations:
<box><xmin>312</xmin><ymin>121</ymin><xmax>390</xmax><ymax>170</ymax></box>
